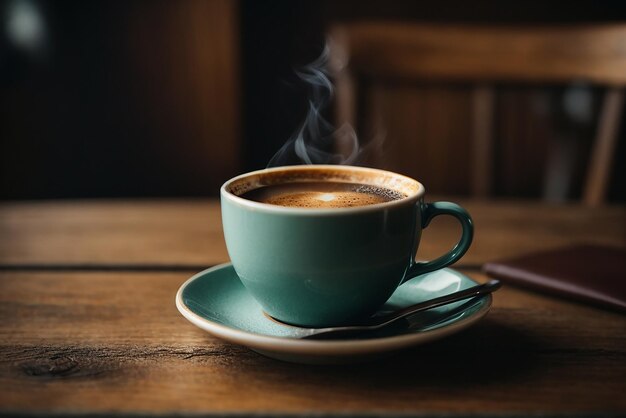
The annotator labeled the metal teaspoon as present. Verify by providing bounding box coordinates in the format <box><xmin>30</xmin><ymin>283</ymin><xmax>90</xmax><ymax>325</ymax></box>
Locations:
<box><xmin>291</xmin><ymin>279</ymin><xmax>501</xmax><ymax>340</ymax></box>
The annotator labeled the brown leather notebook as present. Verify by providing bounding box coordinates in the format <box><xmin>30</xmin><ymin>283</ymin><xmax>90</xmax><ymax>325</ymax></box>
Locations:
<box><xmin>483</xmin><ymin>244</ymin><xmax>626</xmax><ymax>312</ymax></box>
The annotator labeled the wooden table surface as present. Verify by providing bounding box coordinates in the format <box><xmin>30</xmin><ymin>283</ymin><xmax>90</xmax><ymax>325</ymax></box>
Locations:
<box><xmin>1</xmin><ymin>198</ymin><xmax>625</xmax><ymax>417</ymax></box>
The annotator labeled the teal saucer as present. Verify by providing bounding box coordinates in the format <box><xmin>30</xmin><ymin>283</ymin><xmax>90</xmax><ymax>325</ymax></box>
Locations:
<box><xmin>176</xmin><ymin>263</ymin><xmax>492</xmax><ymax>364</ymax></box>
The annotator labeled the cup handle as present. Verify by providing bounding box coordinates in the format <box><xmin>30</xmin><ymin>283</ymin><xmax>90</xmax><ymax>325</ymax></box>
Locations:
<box><xmin>401</xmin><ymin>201</ymin><xmax>474</xmax><ymax>283</ymax></box>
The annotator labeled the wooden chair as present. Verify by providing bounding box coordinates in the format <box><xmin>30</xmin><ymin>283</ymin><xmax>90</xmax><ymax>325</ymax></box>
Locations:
<box><xmin>328</xmin><ymin>24</ymin><xmax>626</xmax><ymax>205</ymax></box>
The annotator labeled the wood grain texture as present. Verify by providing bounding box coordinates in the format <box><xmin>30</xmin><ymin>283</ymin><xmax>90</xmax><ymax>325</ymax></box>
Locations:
<box><xmin>0</xmin><ymin>271</ymin><xmax>625</xmax><ymax>415</ymax></box>
<box><xmin>330</xmin><ymin>24</ymin><xmax>626</xmax><ymax>84</ymax></box>
<box><xmin>125</xmin><ymin>0</ymin><xmax>242</xmax><ymax>192</ymax></box>
<box><xmin>329</xmin><ymin>23</ymin><xmax>625</xmax><ymax>202</ymax></box>
<box><xmin>471</xmin><ymin>85</ymin><xmax>495</xmax><ymax>197</ymax></box>
<box><xmin>371</xmin><ymin>85</ymin><xmax>474</xmax><ymax>196</ymax></box>
<box><xmin>584</xmin><ymin>88</ymin><xmax>625</xmax><ymax>206</ymax></box>
<box><xmin>1</xmin><ymin>199</ymin><xmax>624</xmax><ymax>268</ymax></box>
<box><xmin>0</xmin><ymin>200</ymin><xmax>227</xmax><ymax>267</ymax></box>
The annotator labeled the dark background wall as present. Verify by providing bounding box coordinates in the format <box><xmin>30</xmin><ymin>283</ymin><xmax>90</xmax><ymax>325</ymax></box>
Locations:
<box><xmin>1</xmin><ymin>0</ymin><xmax>240</xmax><ymax>199</ymax></box>
<box><xmin>1</xmin><ymin>0</ymin><xmax>625</xmax><ymax>200</ymax></box>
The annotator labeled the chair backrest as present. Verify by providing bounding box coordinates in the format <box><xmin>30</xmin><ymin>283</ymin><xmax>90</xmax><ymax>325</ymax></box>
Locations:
<box><xmin>329</xmin><ymin>23</ymin><xmax>626</xmax><ymax>205</ymax></box>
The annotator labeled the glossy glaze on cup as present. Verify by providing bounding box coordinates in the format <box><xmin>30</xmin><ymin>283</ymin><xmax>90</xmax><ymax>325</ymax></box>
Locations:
<box><xmin>221</xmin><ymin>165</ymin><xmax>473</xmax><ymax>327</ymax></box>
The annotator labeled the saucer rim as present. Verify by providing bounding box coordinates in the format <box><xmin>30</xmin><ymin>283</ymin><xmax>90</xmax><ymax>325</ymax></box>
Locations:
<box><xmin>175</xmin><ymin>263</ymin><xmax>492</xmax><ymax>356</ymax></box>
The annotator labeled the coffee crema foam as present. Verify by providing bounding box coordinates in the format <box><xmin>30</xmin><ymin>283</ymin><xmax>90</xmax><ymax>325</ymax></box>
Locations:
<box><xmin>240</xmin><ymin>181</ymin><xmax>405</xmax><ymax>208</ymax></box>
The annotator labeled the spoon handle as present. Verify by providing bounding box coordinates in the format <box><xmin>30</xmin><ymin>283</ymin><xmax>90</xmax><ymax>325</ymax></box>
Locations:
<box><xmin>370</xmin><ymin>279</ymin><xmax>501</xmax><ymax>328</ymax></box>
<box><xmin>302</xmin><ymin>279</ymin><xmax>501</xmax><ymax>339</ymax></box>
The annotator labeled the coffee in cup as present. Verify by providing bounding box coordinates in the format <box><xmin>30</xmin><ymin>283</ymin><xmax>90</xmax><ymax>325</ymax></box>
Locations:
<box><xmin>240</xmin><ymin>181</ymin><xmax>405</xmax><ymax>208</ymax></box>
<box><xmin>221</xmin><ymin>165</ymin><xmax>473</xmax><ymax>327</ymax></box>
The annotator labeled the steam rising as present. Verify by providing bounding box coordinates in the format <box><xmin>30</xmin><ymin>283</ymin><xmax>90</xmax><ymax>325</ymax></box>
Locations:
<box><xmin>268</xmin><ymin>44</ymin><xmax>359</xmax><ymax>167</ymax></box>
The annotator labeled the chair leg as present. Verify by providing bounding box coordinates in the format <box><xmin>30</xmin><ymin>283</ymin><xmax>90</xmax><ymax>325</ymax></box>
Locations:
<box><xmin>583</xmin><ymin>87</ymin><xmax>624</xmax><ymax>206</ymax></box>
<box><xmin>471</xmin><ymin>85</ymin><xmax>495</xmax><ymax>197</ymax></box>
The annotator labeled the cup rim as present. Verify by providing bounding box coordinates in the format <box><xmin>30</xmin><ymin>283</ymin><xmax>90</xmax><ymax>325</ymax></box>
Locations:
<box><xmin>220</xmin><ymin>165</ymin><xmax>425</xmax><ymax>215</ymax></box>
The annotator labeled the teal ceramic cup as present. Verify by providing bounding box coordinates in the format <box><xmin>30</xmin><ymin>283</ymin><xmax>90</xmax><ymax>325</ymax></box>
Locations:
<box><xmin>221</xmin><ymin>165</ymin><xmax>473</xmax><ymax>327</ymax></box>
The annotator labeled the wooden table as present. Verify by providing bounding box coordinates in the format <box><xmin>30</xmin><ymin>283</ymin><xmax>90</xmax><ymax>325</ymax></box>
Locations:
<box><xmin>1</xmin><ymin>199</ymin><xmax>625</xmax><ymax>417</ymax></box>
